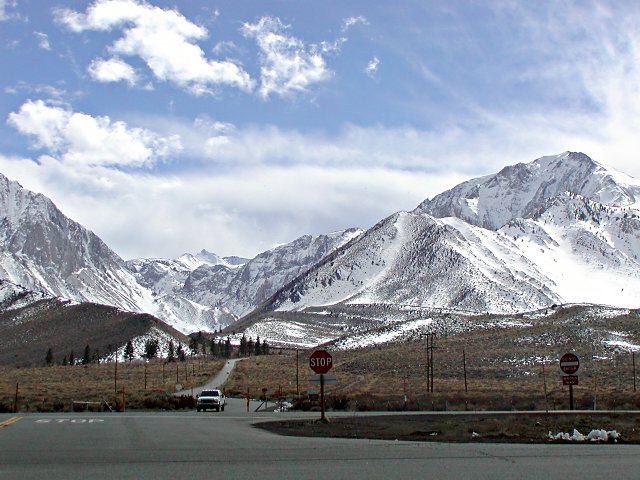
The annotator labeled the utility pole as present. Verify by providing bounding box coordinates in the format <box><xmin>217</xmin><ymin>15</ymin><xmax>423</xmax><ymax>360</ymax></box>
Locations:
<box><xmin>426</xmin><ymin>333</ymin><xmax>436</xmax><ymax>393</ymax></box>
<box><xmin>633</xmin><ymin>352</ymin><xmax>637</xmax><ymax>393</ymax></box>
<box><xmin>114</xmin><ymin>354</ymin><xmax>118</xmax><ymax>393</ymax></box>
<box><xmin>430</xmin><ymin>334</ymin><xmax>435</xmax><ymax>392</ymax></box>
<box><xmin>296</xmin><ymin>348</ymin><xmax>300</xmax><ymax>397</ymax></box>
<box><xmin>463</xmin><ymin>349</ymin><xmax>468</xmax><ymax>393</ymax></box>
<box><xmin>542</xmin><ymin>362</ymin><xmax>549</xmax><ymax>413</ymax></box>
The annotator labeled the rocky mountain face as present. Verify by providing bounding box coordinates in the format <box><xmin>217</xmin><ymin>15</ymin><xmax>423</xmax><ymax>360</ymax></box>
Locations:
<box><xmin>0</xmin><ymin>279</ymin><xmax>50</xmax><ymax>310</ymax></box>
<box><xmin>3</xmin><ymin>151</ymin><xmax>640</xmax><ymax>348</ymax></box>
<box><xmin>259</xmin><ymin>152</ymin><xmax>640</xmax><ymax>317</ymax></box>
<box><xmin>0</xmin><ymin>174</ymin><xmax>231</xmax><ymax>333</ymax></box>
<box><xmin>415</xmin><ymin>152</ymin><xmax>640</xmax><ymax>229</ymax></box>
<box><xmin>0</xmin><ymin>172</ymin><xmax>361</xmax><ymax>333</ymax></box>
<box><xmin>0</xmin><ymin>173</ymin><xmax>153</xmax><ymax>313</ymax></box>
<box><xmin>131</xmin><ymin>229</ymin><xmax>363</xmax><ymax>318</ymax></box>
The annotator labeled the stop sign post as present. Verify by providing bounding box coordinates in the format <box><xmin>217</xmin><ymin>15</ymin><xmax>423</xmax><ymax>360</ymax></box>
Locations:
<box><xmin>560</xmin><ymin>352</ymin><xmax>580</xmax><ymax>410</ymax></box>
<box><xmin>309</xmin><ymin>350</ymin><xmax>333</xmax><ymax>422</ymax></box>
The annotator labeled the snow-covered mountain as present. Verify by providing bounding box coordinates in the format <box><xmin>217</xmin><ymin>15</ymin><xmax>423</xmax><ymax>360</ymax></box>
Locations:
<box><xmin>0</xmin><ymin>173</ymin><xmax>227</xmax><ymax>333</ymax></box>
<box><xmin>0</xmin><ymin>279</ymin><xmax>50</xmax><ymax>310</ymax></box>
<box><xmin>415</xmin><ymin>151</ymin><xmax>640</xmax><ymax>229</ymax></box>
<box><xmin>0</xmin><ymin>173</ymin><xmax>155</xmax><ymax>313</ymax></box>
<box><xmin>4</xmin><ymin>151</ymin><xmax>640</xmax><ymax>347</ymax></box>
<box><xmin>131</xmin><ymin>229</ymin><xmax>363</xmax><ymax>318</ymax></box>
<box><xmin>126</xmin><ymin>250</ymin><xmax>245</xmax><ymax>297</ymax></box>
<box><xmin>0</xmin><ymin>172</ymin><xmax>361</xmax><ymax>333</ymax></box>
<box><xmin>259</xmin><ymin>152</ymin><xmax>640</xmax><ymax>315</ymax></box>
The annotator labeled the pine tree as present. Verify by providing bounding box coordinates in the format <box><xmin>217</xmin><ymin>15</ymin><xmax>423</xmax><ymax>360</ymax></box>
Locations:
<box><xmin>82</xmin><ymin>345</ymin><xmax>91</xmax><ymax>365</ymax></box>
<box><xmin>144</xmin><ymin>339</ymin><xmax>159</xmax><ymax>360</ymax></box>
<box><xmin>177</xmin><ymin>343</ymin><xmax>186</xmax><ymax>362</ymax></box>
<box><xmin>224</xmin><ymin>337</ymin><xmax>231</xmax><ymax>358</ymax></box>
<box><xmin>124</xmin><ymin>340</ymin><xmax>135</xmax><ymax>363</ymax></box>
<box><xmin>45</xmin><ymin>347</ymin><xmax>53</xmax><ymax>366</ymax></box>
<box><xmin>262</xmin><ymin>340</ymin><xmax>270</xmax><ymax>355</ymax></box>
<box><xmin>247</xmin><ymin>337</ymin><xmax>254</xmax><ymax>356</ymax></box>
<box><xmin>239</xmin><ymin>334</ymin><xmax>247</xmax><ymax>356</ymax></box>
<box><xmin>255</xmin><ymin>336</ymin><xmax>261</xmax><ymax>356</ymax></box>
<box><xmin>62</xmin><ymin>355</ymin><xmax>68</xmax><ymax>366</ymax></box>
<box><xmin>69</xmin><ymin>350</ymin><xmax>75</xmax><ymax>365</ymax></box>
<box><xmin>210</xmin><ymin>338</ymin><xmax>219</xmax><ymax>358</ymax></box>
<box><xmin>188</xmin><ymin>337</ymin><xmax>198</xmax><ymax>356</ymax></box>
<box><xmin>167</xmin><ymin>340</ymin><xmax>175</xmax><ymax>362</ymax></box>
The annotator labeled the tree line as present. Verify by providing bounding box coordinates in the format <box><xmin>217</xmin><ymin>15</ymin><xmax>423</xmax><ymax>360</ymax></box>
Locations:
<box><xmin>44</xmin><ymin>333</ymin><xmax>270</xmax><ymax>366</ymax></box>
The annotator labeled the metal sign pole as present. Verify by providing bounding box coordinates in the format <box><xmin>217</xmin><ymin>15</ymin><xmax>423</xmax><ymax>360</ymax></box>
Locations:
<box><xmin>320</xmin><ymin>374</ymin><xmax>326</xmax><ymax>423</ymax></box>
<box><xmin>569</xmin><ymin>384</ymin><xmax>574</xmax><ymax>411</ymax></box>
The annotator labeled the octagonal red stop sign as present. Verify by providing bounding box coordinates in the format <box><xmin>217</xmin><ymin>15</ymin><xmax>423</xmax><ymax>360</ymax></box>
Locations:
<box><xmin>309</xmin><ymin>349</ymin><xmax>333</xmax><ymax>374</ymax></box>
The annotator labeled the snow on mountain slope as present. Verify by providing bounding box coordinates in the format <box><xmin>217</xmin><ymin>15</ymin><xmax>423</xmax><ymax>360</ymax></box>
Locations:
<box><xmin>0</xmin><ymin>279</ymin><xmax>50</xmax><ymax>310</ymax></box>
<box><xmin>267</xmin><ymin>211</ymin><xmax>560</xmax><ymax>314</ymax></box>
<box><xmin>501</xmin><ymin>192</ymin><xmax>640</xmax><ymax>308</ymax></box>
<box><xmin>256</xmin><ymin>152</ymin><xmax>640</xmax><ymax>319</ymax></box>
<box><xmin>0</xmin><ymin>173</ymin><xmax>156</xmax><ymax>314</ymax></box>
<box><xmin>416</xmin><ymin>151</ymin><xmax>640</xmax><ymax>230</ymax></box>
<box><xmin>181</xmin><ymin>229</ymin><xmax>363</xmax><ymax>317</ymax></box>
<box><xmin>0</xmin><ymin>173</ymin><xmax>228</xmax><ymax>334</ymax></box>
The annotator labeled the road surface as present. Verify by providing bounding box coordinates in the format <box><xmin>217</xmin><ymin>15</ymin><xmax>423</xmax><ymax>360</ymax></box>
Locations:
<box><xmin>174</xmin><ymin>357</ymin><xmax>245</xmax><ymax>398</ymax></box>
<box><xmin>1</xmin><ymin>401</ymin><xmax>640</xmax><ymax>480</ymax></box>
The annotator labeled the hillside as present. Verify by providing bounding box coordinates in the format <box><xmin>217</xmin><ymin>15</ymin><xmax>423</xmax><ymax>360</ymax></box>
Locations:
<box><xmin>250</xmin><ymin>152</ymin><xmax>640</xmax><ymax>321</ymax></box>
<box><xmin>0</xmin><ymin>296</ymin><xmax>188</xmax><ymax>367</ymax></box>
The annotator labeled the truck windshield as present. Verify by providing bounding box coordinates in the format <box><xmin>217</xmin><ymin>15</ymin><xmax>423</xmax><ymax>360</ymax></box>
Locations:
<box><xmin>202</xmin><ymin>391</ymin><xmax>219</xmax><ymax>396</ymax></box>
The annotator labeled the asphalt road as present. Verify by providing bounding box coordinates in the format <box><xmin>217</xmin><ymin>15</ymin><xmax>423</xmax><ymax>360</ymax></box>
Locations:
<box><xmin>2</xmin><ymin>399</ymin><xmax>640</xmax><ymax>480</ymax></box>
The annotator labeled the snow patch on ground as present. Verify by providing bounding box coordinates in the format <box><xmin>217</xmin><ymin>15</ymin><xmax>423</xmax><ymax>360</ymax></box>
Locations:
<box><xmin>549</xmin><ymin>429</ymin><xmax>621</xmax><ymax>442</ymax></box>
<box><xmin>102</xmin><ymin>327</ymin><xmax>186</xmax><ymax>362</ymax></box>
<box><xmin>336</xmin><ymin>318</ymin><xmax>433</xmax><ymax>349</ymax></box>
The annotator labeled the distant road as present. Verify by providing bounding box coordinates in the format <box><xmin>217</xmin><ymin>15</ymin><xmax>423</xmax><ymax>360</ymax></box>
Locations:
<box><xmin>174</xmin><ymin>357</ymin><xmax>245</xmax><ymax>398</ymax></box>
<box><xmin>2</xmin><ymin>404</ymin><xmax>640</xmax><ymax>480</ymax></box>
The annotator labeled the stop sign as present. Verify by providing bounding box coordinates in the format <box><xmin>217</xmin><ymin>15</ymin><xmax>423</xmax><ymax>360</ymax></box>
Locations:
<box><xmin>560</xmin><ymin>352</ymin><xmax>580</xmax><ymax>374</ymax></box>
<box><xmin>309</xmin><ymin>350</ymin><xmax>333</xmax><ymax>374</ymax></box>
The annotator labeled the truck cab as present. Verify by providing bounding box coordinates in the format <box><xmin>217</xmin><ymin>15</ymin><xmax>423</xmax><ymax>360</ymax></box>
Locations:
<box><xmin>196</xmin><ymin>389</ymin><xmax>226</xmax><ymax>412</ymax></box>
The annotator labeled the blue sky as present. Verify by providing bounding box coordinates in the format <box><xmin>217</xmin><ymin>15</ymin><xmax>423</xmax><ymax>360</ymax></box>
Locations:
<box><xmin>1</xmin><ymin>0</ymin><xmax>639</xmax><ymax>259</ymax></box>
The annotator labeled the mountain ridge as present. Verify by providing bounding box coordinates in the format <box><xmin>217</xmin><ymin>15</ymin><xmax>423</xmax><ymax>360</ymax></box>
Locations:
<box><xmin>3</xmin><ymin>151</ymin><xmax>640</xmax><ymax>347</ymax></box>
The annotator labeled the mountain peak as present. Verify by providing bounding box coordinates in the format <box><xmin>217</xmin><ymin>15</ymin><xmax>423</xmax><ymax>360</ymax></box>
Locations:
<box><xmin>416</xmin><ymin>151</ymin><xmax>640</xmax><ymax>230</ymax></box>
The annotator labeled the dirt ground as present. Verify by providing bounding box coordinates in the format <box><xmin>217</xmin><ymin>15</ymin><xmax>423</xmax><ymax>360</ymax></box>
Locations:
<box><xmin>255</xmin><ymin>412</ymin><xmax>640</xmax><ymax>443</ymax></box>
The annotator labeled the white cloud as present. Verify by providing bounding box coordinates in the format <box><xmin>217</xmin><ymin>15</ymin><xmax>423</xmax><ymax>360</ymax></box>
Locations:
<box><xmin>342</xmin><ymin>15</ymin><xmax>368</xmax><ymax>31</ymax></box>
<box><xmin>5</xmin><ymin>102</ymin><xmax>640</xmax><ymax>261</ymax></box>
<box><xmin>242</xmin><ymin>16</ymin><xmax>334</xmax><ymax>98</ymax></box>
<box><xmin>55</xmin><ymin>0</ymin><xmax>254</xmax><ymax>95</ymax></box>
<box><xmin>88</xmin><ymin>56</ymin><xmax>139</xmax><ymax>86</ymax></box>
<box><xmin>365</xmin><ymin>56</ymin><xmax>380</xmax><ymax>77</ymax></box>
<box><xmin>0</xmin><ymin>152</ymin><xmax>459</xmax><ymax>260</ymax></box>
<box><xmin>485</xmin><ymin>1</ymin><xmax>640</xmax><ymax>177</ymax></box>
<box><xmin>0</xmin><ymin>0</ymin><xmax>17</xmax><ymax>21</ymax></box>
<box><xmin>7</xmin><ymin>99</ymin><xmax>182</xmax><ymax>168</ymax></box>
<box><xmin>34</xmin><ymin>32</ymin><xmax>51</xmax><ymax>50</ymax></box>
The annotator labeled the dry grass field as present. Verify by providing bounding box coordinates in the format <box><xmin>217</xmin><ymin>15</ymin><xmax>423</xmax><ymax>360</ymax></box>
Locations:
<box><xmin>225</xmin><ymin>340</ymin><xmax>640</xmax><ymax>413</ymax></box>
<box><xmin>0</xmin><ymin>358</ymin><xmax>224</xmax><ymax>412</ymax></box>
<box><xmin>2</xmin><ymin>326</ymin><xmax>639</xmax><ymax>414</ymax></box>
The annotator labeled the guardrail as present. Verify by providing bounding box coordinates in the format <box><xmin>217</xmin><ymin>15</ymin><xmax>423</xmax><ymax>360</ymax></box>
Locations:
<box><xmin>69</xmin><ymin>399</ymin><xmax>114</xmax><ymax>412</ymax></box>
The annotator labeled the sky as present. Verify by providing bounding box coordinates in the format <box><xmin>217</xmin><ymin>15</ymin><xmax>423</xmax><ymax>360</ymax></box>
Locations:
<box><xmin>1</xmin><ymin>0</ymin><xmax>640</xmax><ymax>260</ymax></box>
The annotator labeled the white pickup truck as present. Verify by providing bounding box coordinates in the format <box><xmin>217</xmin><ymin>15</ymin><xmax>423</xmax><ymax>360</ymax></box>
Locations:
<box><xmin>196</xmin><ymin>389</ymin><xmax>226</xmax><ymax>412</ymax></box>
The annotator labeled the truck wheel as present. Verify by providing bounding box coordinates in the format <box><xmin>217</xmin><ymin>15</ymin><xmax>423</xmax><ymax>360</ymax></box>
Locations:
<box><xmin>215</xmin><ymin>407</ymin><xmax>220</xmax><ymax>412</ymax></box>
<box><xmin>197</xmin><ymin>407</ymin><xmax>201</xmax><ymax>412</ymax></box>
<box><xmin>221</xmin><ymin>405</ymin><xmax>225</xmax><ymax>412</ymax></box>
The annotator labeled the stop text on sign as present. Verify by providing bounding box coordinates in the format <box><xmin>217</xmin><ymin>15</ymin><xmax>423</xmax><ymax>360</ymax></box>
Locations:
<box><xmin>309</xmin><ymin>350</ymin><xmax>333</xmax><ymax>374</ymax></box>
